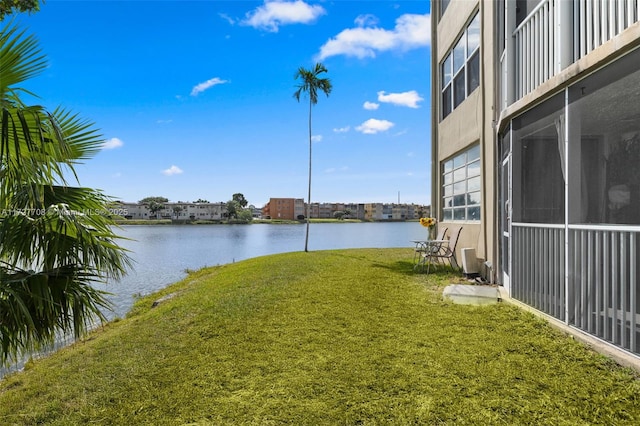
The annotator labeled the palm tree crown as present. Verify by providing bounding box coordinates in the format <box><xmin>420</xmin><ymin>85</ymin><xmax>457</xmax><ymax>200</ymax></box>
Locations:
<box><xmin>293</xmin><ymin>62</ymin><xmax>332</xmax><ymax>252</ymax></box>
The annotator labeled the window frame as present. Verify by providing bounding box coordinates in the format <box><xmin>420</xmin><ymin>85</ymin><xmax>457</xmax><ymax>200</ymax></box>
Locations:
<box><xmin>440</xmin><ymin>12</ymin><xmax>480</xmax><ymax>120</ymax></box>
<box><xmin>442</xmin><ymin>144</ymin><xmax>482</xmax><ymax>222</ymax></box>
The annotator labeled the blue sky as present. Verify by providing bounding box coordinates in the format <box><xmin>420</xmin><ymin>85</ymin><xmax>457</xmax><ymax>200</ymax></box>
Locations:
<box><xmin>13</xmin><ymin>0</ymin><xmax>432</xmax><ymax>207</ymax></box>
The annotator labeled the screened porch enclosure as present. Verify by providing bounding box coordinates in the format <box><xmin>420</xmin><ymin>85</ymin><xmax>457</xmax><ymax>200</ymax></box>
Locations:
<box><xmin>507</xmin><ymin>47</ymin><xmax>640</xmax><ymax>356</ymax></box>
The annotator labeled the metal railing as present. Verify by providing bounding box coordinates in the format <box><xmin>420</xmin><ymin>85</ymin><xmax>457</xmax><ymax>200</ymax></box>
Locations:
<box><xmin>512</xmin><ymin>223</ymin><xmax>566</xmax><ymax>320</ymax></box>
<box><xmin>513</xmin><ymin>0</ymin><xmax>559</xmax><ymax>99</ymax></box>
<box><xmin>512</xmin><ymin>223</ymin><xmax>640</xmax><ymax>355</ymax></box>
<box><xmin>569</xmin><ymin>225</ymin><xmax>639</xmax><ymax>354</ymax></box>
<box><xmin>576</xmin><ymin>0</ymin><xmax>640</xmax><ymax>57</ymax></box>
<box><xmin>511</xmin><ymin>0</ymin><xmax>640</xmax><ymax>100</ymax></box>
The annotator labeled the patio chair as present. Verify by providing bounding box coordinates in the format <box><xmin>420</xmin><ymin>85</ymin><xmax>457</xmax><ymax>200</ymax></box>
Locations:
<box><xmin>414</xmin><ymin>227</ymin><xmax>447</xmax><ymax>270</ymax></box>
<box><xmin>429</xmin><ymin>227</ymin><xmax>463</xmax><ymax>271</ymax></box>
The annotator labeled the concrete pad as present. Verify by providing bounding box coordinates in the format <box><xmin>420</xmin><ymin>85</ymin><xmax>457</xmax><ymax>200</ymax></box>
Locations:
<box><xmin>442</xmin><ymin>284</ymin><xmax>501</xmax><ymax>305</ymax></box>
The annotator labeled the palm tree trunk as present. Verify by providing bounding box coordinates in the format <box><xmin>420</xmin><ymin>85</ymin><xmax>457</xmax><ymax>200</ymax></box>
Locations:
<box><xmin>304</xmin><ymin>98</ymin><xmax>312</xmax><ymax>252</ymax></box>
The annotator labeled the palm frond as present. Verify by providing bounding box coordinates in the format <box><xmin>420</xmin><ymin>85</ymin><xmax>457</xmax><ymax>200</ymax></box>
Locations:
<box><xmin>0</xmin><ymin>22</ymin><xmax>131</xmax><ymax>366</ymax></box>
<box><xmin>0</xmin><ymin>22</ymin><xmax>47</xmax><ymax>105</ymax></box>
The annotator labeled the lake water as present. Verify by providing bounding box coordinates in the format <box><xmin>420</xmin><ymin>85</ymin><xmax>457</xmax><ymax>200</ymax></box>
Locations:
<box><xmin>98</xmin><ymin>222</ymin><xmax>426</xmax><ymax>319</ymax></box>
<box><xmin>1</xmin><ymin>222</ymin><xmax>425</xmax><ymax>377</ymax></box>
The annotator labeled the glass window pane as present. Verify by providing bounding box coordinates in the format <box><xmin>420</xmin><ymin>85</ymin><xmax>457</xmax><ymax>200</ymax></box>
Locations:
<box><xmin>453</xmin><ymin>181</ymin><xmax>466</xmax><ymax>194</ymax></box>
<box><xmin>467</xmin><ymin>14</ymin><xmax>480</xmax><ymax>56</ymax></box>
<box><xmin>441</xmin><ymin>0</ymin><xmax>450</xmax><ymax>17</ymax></box>
<box><xmin>453</xmin><ymin>153</ymin><xmax>465</xmax><ymax>169</ymax></box>
<box><xmin>468</xmin><ymin>191</ymin><xmax>481</xmax><ymax>205</ymax></box>
<box><xmin>468</xmin><ymin>176</ymin><xmax>481</xmax><ymax>191</ymax></box>
<box><xmin>453</xmin><ymin>72</ymin><xmax>465</xmax><ymax>107</ymax></box>
<box><xmin>442</xmin><ymin>54</ymin><xmax>452</xmax><ymax>86</ymax></box>
<box><xmin>468</xmin><ymin>206</ymin><xmax>481</xmax><ymax>221</ymax></box>
<box><xmin>442</xmin><ymin>85</ymin><xmax>452</xmax><ymax>119</ymax></box>
<box><xmin>467</xmin><ymin>50</ymin><xmax>480</xmax><ymax>94</ymax></box>
<box><xmin>443</xmin><ymin>209</ymin><xmax>453</xmax><ymax>220</ymax></box>
<box><xmin>453</xmin><ymin>167</ymin><xmax>466</xmax><ymax>183</ymax></box>
<box><xmin>467</xmin><ymin>160</ymin><xmax>480</xmax><ymax>177</ymax></box>
<box><xmin>444</xmin><ymin>197</ymin><xmax>453</xmax><ymax>208</ymax></box>
<box><xmin>468</xmin><ymin>144</ymin><xmax>480</xmax><ymax>161</ymax></box>
<box><xmin>453</xmin><ymin>38</ymin><xmax>465</xmax><ymax>74</ymax></box>
<box><xmin>443</xmin><ymin>160</ymin><xmax>453</xmax><ymax>173</ymax></box>
<box><xmin>443</xmin><ymin>184</ymin><xmax>453</xmax><ymax>196</ymax></box>
<box><xmin>453</xmin><ymin>194</ymin><xmax>466</xmax><ymax>206</ymax></box>
<box><xmin>444</xmin><ymin>172</ymin><xmax>453</xmax><ymax>185</ymax></box>
<box><xmin>454</xmin><ymin>208</ymin><xmax>466</xmax><ymax>220</ymax></box>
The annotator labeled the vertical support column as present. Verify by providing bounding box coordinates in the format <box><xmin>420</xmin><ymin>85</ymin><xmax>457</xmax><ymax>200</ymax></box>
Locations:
<box><xmin>505</xmin><ymin>0</ymin><xmax>516</xmax><ymax>105</ymax></box>
<box><xmin>564</xmin><ymin>88</ymin><xmax>571</xmax><ymax>325</ymax></box>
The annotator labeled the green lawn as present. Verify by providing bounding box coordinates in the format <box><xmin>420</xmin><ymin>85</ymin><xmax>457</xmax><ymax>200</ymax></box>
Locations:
<box><xmin>1</xmin><ymin>248</ymin><xmax>639</xmax><ymax>425</ymax></box>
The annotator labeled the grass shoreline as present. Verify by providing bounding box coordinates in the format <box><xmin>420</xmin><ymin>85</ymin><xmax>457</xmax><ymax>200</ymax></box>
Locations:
<box><xmin>1</xmin><ymin>248</ymin><xmax>639</xmax><ymax>424</ymax></box>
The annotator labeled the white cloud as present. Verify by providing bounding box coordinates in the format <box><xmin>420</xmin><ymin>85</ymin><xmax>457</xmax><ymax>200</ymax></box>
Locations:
<box><xmin>316</xmin><ymin>13</ymin><xmax>430</xmax><ymax>60</ymax></box>
<box><xmin>311</xmin><ymin>134</ymin><xmax>323</xmax><ymax>142</ymax></box>
<box><xmin>102</xmin><ymin>137</ymin><xmax>123</xmax><ymax>150</ymax></box>
<box><xmin>191</xmin><ymin>77</ymin><xmax>228</xmax><ymax>96</ymax></box>
<box><xmin>356</xmin><ymin>118</ymin><xmax>395</xmax><ymax>134</ymax></box>
<box><xmin>354</xmin><ymin>14</ymin><xmax>379</xmax><ymax>28</ymax></box>
<box><xmin>363</xmin><ymin>101</ymin><xmax>379</xmax><ymax>110</ymax></box>
<box><xmin>242</xmin><ymin>0</ymin><xmax>326</xmax><ymax>32</ymax></box>
<box><xmin>162</xmin><ymin>165</ymin><xmax>183</xmax><ymax>176</ymax></box>
<box><xmin>156</xmin><ymin>119</ymin><xmax>173</xmax><ymax>124</ymax></box>
<box><xmin>219</xmin><ymin>13</ymin><xmax>236</xmax><ymax>25</ymax></box>
<box><xmin>333</xmin><ymin>126</ymin><xmax>350</xmax><ymax>133</ymax></box>
<box><xmin>377</xmin><ymin>90</ymin><xmax>424</xmax><ymax>108</ymax></box>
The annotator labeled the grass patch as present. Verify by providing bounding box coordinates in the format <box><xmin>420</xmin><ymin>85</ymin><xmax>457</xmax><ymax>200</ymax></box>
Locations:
<box><xmin>0</xmin><ymin>248</ymin><xmax>639</xmax><ymax>425</ymax></box>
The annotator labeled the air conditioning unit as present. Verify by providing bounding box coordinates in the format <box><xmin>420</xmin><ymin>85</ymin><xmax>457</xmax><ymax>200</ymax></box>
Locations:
<box><xmin>461</xmin><ymin>248</ymin><xmax>479</xmax><ymax>276</ymax></box>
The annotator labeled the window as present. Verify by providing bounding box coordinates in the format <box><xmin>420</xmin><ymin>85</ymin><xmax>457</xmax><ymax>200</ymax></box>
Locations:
<box><xmin>441</xmin><ymin>13</ymin><xmax>480</xmax><ymax>119</ymax></box>
<box><xmin>440</xmin><ymin>0</ymin><xmax>450</xmax><ymax>18</ymax></box>
<box><xmin>442</xmin><ymin>145</ymin><xmax>481</xmax><ymax>221</ymax></box>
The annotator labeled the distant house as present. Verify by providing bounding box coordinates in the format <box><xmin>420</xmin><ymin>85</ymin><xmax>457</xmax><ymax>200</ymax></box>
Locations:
<box><xmin>431</xmin><ymin>0</ymin><xmax>640</xmax><ymax>358</ymax></box>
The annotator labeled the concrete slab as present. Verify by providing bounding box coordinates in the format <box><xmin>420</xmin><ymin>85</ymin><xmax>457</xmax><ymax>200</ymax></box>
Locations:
<box><xmin>442</xmin><ymin>284</ymin><xmax>501</xmax><ymax>305</ymax></box>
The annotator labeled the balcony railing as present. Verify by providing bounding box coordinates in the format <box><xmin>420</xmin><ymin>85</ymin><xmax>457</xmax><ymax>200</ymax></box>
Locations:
<box><xmin>513</xmin><ymin>0</ymin><xmax>559</xmax><ymax>99</ymax></box>
<box><xmin>576</xmin><ymin>0</ymin><xmax>640</xmax><ymax>57</ymax></box>
<box><xmin>512</xmin><ymin>223</ymin><xmax>640</xmax><ymax>355</ymax></box>
<box><xmin>512</xmin><ymin>223</ymin><xmax>566</xmax><ymax>320</ymax></box>
<box><xmin>510</xmin><ymin>0</ymin><xmax>640</xmax><ymax>101</ymax></box>
<box><xmin>569</xmin><ymin>225</ymin><xmax>639</xmax><ymax>355</ymax></box>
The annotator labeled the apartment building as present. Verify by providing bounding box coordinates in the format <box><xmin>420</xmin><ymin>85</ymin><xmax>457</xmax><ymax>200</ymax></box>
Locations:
<box><xmin>364</xmin><ymin>203</ymin><xmax>424</xmax><ymax>221</ymax></box>
<box><xmin>432</xmin><ymin>0</ymin><xmax>640</xmax><ymax>358</ymax></box>
<box><xmin>121</xmin><ymin>202</ymin><xmax>225</xmax><ymax>220</ymax></box>
<box><xmin>261</xmin><ymin>198</ymin><xmax>305</xmax><ymax>220</ymax></box>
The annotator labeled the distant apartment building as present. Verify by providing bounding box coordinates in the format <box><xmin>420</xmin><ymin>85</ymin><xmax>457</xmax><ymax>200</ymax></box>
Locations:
<box><xmin>365</xmin><ymin>203</ymin><xmax>425</xmax><ymax>221</ymax></box>
<box><xmin>261</xmin><ymin>198</ymin><xmax>305</xmax><ymax>220</ymax></box>
<box><xmin>122</xmin><ymin>199</ymin><xmax>427</xmax><ymax>222</ymax></box>
<box><xmin>121</xmin><ymin>202</ymin><xmax>225</xmax><ymax>220</ymax></box>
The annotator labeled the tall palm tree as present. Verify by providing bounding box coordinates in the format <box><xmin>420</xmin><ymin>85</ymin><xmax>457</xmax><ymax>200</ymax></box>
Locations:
<box><xmin>0</xmin><ymin>23</ymin><xmax>131</xmax><ymax>365</ymax></box>
<box><xmin>293</xmin><ymin>62</ymin><xmax>332</xmax><ymax>252</ymax></box>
